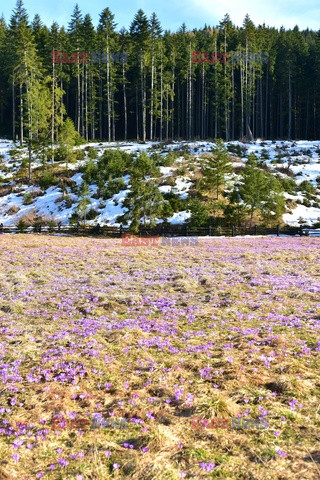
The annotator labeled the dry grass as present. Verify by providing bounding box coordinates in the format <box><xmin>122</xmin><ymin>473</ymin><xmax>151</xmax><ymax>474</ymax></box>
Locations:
<box><xmin>0</xmin><ymin>235</ymin><xmax>319</xmax><ymax>479</ymax></box>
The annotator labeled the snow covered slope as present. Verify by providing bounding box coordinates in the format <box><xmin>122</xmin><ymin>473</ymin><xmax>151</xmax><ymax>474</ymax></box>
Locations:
<box><xmin>0</xmin><ymin>138</ymin><xmax>319</xmax><ymax>227</ymax></box>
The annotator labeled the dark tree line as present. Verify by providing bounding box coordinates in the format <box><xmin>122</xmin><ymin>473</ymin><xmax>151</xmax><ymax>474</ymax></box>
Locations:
<box><xmin>1</xmin><ymin>0</ymin><xmax>320</xmax><ymax>143</ymax></box>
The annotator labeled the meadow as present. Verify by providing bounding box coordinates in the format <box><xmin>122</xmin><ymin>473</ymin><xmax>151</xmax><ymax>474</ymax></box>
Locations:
<box><xmin>0</xmin><ymin>235</ymin><xmax>319</xmax><ymax>480</ymax></box>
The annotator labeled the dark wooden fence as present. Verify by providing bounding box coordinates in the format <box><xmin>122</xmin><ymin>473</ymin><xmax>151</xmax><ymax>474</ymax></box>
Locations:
<box><xmin>0</xmin><ymin>223</ymin><xmax>319</xmax><ymax>237</ymax></box>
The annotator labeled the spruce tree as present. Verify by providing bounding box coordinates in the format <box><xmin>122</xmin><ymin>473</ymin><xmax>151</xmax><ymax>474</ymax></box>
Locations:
<box><xmin>238</xmin><ymin>153</ymin><xmax>266</xmax><ymax>226</ymax></box>
<box><xmin>77</xmin><ymin>181</ymin><xmax>91</xmax><ymax>224</ymax></box>
<box><xmin>0</xmin><ymin>16</ymin><xmax>8</xmax><ymax>133</ymax></box>
<box><xmin>120</xmin><ymin>152</ymin><xmax>164</xmax><ymax>231</ymax></box>
<box><xmin>260</xmin><ymin>176</ymin><xmax>286</xmax><ymax>226</ymax></box>
<box><xmin>68</xmin><ymin>4</ymin><xmax>83</xmax><ymax>133</ymax></box>
<box><xmin>58</xmin><ymin>117</ymin><xmax>77</xmax><ymax>170</ymax></box>
<box><xmin>130</xmin><ymin>10</ymin><xmax>150</xmax><ymax>141</ymax></box>
<box><xmin>238</xmin><ymin>153</ymin><xmax>285</xmax><ymax>226</ymax></box>
<box><xmin>201</xmin><ymin>139</ymin><xmax>232</xmax><ymax>199</ymax></box>
<box><xmin>97</xmin><ymin>8</ymin><xmax>117</xmax><ymax>141</ymax></box>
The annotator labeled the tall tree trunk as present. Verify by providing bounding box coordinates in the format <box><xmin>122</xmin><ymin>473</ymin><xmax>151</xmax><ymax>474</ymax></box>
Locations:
<box><xmin>177</xmin><ymin>81</ymin><xmax>180</xmax><ymax>138</ymax></box>
<box><xmin>245</xmin><ymin>42</ymin><xmax>252</xmax><ymax>140</ymax></box>
<box><xmin>99</xmin><ymin>62</ymin><xmax>102</xmax><ymax>139</ymax></box>
<box><xmin>107</xmin><ymin>44</ymin><xmax>111</xmax><ymax>142</ymax></box>
<box><xmin>224</xmin><ymin>28</ymin><xmax>229</xmax><ymax>141</ymax></box>
<box><xmin>140</xmin><ymin>49</ymin><xmax>146</xmax><ymax>142</ymax></box>
<box><xmin>122</xmin><ymin>62</ymin><xmax>127</xmax><ymax>141</ymax></box>
<box><xmin>240</xmin><ymin>61</ymin><xmax>244</xmax><ymax>139</ymax></box>
<box><xmin>260</xmin><ymin>75</ymin><xmax>263</xmax><ymax>138</ymax></box>
<box><xmin>25</xmin><ymin>60</ymin><xmax>32</xmax><ymax>184</ymax></box>
<box><xmin>77</xmin><ymin>60</ymin><xmax>80</xmax><ymax>133</ymax></box>
<box><xmin>166</xmin><ymin>86</ymin><xmax>169</xmax><ymax>140</ymax></box>
<box><xmin>51</xmin><ymin>59</ymin><xmax>55</xmax><ymax>163</ymax></box>
<box><xmin>81</xmin><ymin>62</ymin><xmax>85</xmax><ymax>137</ymax></box>
<box><xmin>112</xmin><ymin>92</ymin><xmax>115</xmax><ymax>141</ymax></box>
<box><xmin>150</xmin><ymin>46</ymin><xmax>154</xmax><ymax>140</ymax></box>
<box><xmin>60</xmin><ymin>75</ymin><xmax>63</xmax><ymax>126</ymax></box>
<box><xmin>91</xmin><ymin>72</ymin><xmax>95</xmax><ymax>140</ymax></box>
<box><xmin>214</xmin><ymin>39</ymin><xmax>218</xmax><ymax>139</ymax></box>
<box><xmin>231</xmin><ymin>61</ymin><xmax>234</xmax><ymax>140</ymax></box>
<box><xmin>305</xmin><ymin>93</ymin><xmax>309</xmax><ymax>139</ymax></box>
<box><xmin>201</xmin><ymin>62</ymin><xmax>205</xmax><ymax>139</ymax></box>
<box><xmin>188</xmin><ymin>43</ymin><xmax>192</xmax><ymax>139</ymax></box>
<box><xmin>269</xmin><ymin>74</ymin><xmax>272</xmax><ymax>138</ymax></box>
<box><xmin>85</xmin><ymin>65</ymin><xmax>88</xmax><ymax>141</ymax></box>
<box><xmin>19</xmin><ymin>69</ymin><xmax>23</xmax><ymax>146</ymax></box>
<box><xmin>160</xmin><ymin>56</ymin><xmax>163</xmax><ymax>141</ymax></box>
<box><xmin>288</xmin><ymin>63</ymin><xmax>292</xmax><ymax>139</ymax></box>
<box><xmin>252</xmin><ymin>65</ymin><xmax>255</xmax><ymax>139</ymax></box>
<box><xmin>12</xmin><ymin>74</ymin><xmax>15</xmax><ymax>141</ymax></box>
<box><xmin>171</xmin><ymin>62</ymin><xmax>175</xmax><ymax>139</ymax></box>
<box><xmin>265</xmin><ymin>66</ymin><xmax>268</xmax><ymax>139</ymax></box>
<box><xmin>279</xmin><ymin>94</ymin><xmax>283</xmax><ymax>138</ymax></box>
<box><xmin>136</xmin><ymin>86</ymin><xmax>139</xmax><ymax>140</ymax></box>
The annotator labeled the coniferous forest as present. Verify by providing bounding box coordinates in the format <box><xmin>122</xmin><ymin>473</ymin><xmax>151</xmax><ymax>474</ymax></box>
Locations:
<box><xmin>1</xmin><ymin>0</ymin><xmax>320</xmax><ymax>143</ymax></box>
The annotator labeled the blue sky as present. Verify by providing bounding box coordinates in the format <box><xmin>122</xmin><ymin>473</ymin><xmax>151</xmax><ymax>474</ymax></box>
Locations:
<box><xmin>2</xmin><ymin>0</ymin><xmax>320</xmax><ymax>31</ymax></box>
